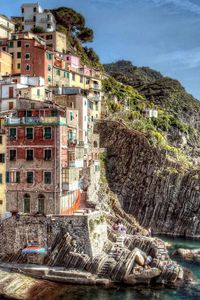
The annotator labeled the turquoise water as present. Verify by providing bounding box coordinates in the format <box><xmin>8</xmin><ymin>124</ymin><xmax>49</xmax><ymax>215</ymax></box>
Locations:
<box><xmin>59</xmin><ymin>236</ymin><xmax>200</xmax><ymax>300</ymax></box>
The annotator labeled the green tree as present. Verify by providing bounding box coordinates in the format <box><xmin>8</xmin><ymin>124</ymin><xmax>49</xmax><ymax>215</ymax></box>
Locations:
<box><xmin>51</xmin><ymin>7</ymin><xmax>94</xmax><ymax>43</ymax></box>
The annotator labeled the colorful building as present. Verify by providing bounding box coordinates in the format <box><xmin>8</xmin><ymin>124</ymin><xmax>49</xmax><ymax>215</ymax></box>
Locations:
<box><xmin>5</xmin><ymin>99</ymin><xmax>83</xmax><ymax>215</ymax></box>
<box><xmin>0</xmin><ymin>118</ymin><xmax>6</xmax><ymax>218</ymax></box>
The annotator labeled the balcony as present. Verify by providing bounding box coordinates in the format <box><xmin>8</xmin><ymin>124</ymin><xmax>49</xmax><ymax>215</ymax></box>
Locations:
<box><xmin>90</xmin><ymin>82</ymin><xmax>101</xmax><ymax>91</ymax></box>
<box><xmin>5</xmin><ymin>116</ymin><xmax>67</xmax><ymax>126</ymax></box>
<box><xmin>24</xmin><ymin>19</ymin><xmax>35</xmax><ymax>24</ymax></box>
<box><xmin>40</xmin><ymin>17</ymin><xmax>54</xmax><ymax>23</ymax></box>
<box><xmin>0</xmin><ymin>22</ymin><xmax>14</xmax><ymax>31</ymax></box>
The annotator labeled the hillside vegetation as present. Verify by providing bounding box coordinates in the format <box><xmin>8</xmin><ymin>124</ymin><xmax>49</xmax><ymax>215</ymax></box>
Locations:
<box><xmin>103</xmin><ymin>62</ymin><xmax>200</xmax><ymax>166</ymax></box>
<box><xmin>104</xmin><ymin>60</ymin><xmax>200</xmax><ymax>124</ymax></box>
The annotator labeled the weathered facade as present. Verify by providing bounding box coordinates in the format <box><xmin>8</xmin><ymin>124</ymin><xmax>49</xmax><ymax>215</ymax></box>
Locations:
<box><xmin>5</xmin><ymin>102</ymin><xmax>82</xmax><ymax>215</ymax></box>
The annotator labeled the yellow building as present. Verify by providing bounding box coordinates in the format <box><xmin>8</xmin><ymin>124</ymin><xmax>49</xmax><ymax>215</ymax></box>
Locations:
<box><xmin>0</xmin><ymin>51</ymin><xmax>12</xmax><ymax>75</ymax></box>
<box><xmin>0</xmin><ymin>118</ymin><xmax>6</xmax><ymax>218</ymax></box>
<box><xmin>17</xmin><ymin>86</ymin><xmax>49</xmax><ymax>101</ymax></box>
<box><xmin>67</xmin><ymin>70</ymin><xmax>102</xmax><ymax>120</ymax></box>
<box><xmin>38</xmin><ymin>31</ymin><xmax>67</xmax><ymax>53</ymax></box>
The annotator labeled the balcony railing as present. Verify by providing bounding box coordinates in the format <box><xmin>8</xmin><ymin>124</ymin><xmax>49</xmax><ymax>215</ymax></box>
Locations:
<box><xmin>24</xmin><ymin>19</ymin><xmax>35</xmax><ymax>24</ymax></box>
<box><xmin>5</xmin><ymin>116</ymin><xmax>67</xmax><ymax>126</ymax></box>
<box><xmin>40</xmin><ymin>17</ymin><xmax>54</xmax><ymax>23</ymax></box>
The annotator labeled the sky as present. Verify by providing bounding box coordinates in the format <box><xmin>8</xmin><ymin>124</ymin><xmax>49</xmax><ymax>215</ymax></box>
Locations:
<box><xmin>1</xmin><ymin>0</ymin><xmax>200</xmax><ymax>99</ymax></box>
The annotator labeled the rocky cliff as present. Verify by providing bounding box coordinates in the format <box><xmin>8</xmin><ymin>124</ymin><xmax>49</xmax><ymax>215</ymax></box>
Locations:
<box><xmin>96</xmin><ymin>120</ymin><xmax>200</xmax><ymax>238</ymax></box>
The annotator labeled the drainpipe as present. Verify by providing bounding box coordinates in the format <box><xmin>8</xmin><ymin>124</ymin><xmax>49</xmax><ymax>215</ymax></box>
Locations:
<box><xmin>54</xmin><ymin>125</ymin><xmax>57</xmax><ymax>214</ymax></box>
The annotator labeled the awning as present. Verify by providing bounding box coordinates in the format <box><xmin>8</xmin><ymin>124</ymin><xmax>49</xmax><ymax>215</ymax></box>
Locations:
<box><xmin>22</xmin><ymin>247</ymin><xmax>47</xmax><ymax>254</ymax></box>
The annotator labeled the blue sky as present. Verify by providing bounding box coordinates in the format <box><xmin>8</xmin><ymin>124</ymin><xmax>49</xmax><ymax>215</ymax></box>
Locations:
<box><xmin>2</xmin><ymin>0</ymin><xmax>200</xmax><ymax>99</ymax></box>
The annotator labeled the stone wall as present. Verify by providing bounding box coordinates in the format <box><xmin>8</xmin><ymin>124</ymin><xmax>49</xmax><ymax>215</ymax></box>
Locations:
<box><xmin>96</xmin><ymin>120</ymin><xmax>200</xmax><ymax>238</ymax></box>
<box><xmin>0</xmin><ymin>212</ymin><xmax>107</xmax><ymax>258</ymax></box>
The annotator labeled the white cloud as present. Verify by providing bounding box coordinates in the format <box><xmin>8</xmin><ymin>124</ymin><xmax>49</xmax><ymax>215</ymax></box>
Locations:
<box><xmin>146</xmin><ymin>0</ymin><xmax>200</xmax><ymax>15</ymax></box>
<box><xmin>155</xmin><ymin>47</ymin><xmax>200</xmax><ymax>69</ymax></box>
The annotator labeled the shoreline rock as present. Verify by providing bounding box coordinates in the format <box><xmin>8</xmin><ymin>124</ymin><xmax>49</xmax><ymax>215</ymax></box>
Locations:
<box><xmin>173</xmin><ymin>248</ymin><xmax>200</xmax><ymax>262</ymax></box>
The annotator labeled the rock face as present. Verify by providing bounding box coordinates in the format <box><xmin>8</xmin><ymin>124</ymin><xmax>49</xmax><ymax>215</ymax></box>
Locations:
<box><xmin>96</xmin><ymin>120</ymin><xmax>200</xmax><ymax>238</ymax></box>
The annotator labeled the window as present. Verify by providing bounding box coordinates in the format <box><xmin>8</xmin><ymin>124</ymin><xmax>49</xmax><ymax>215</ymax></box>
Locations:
<box><xmin>26</xmin><ymin>172</ymin><xmax>33</xmax><ymax>183</ymax></box>
<box><xmin>37</xmin><ymin>89</ymin><xmax>40</xmax><ymax>96</ymax></box>
<box><xmin>10</xmin><ymin>52</ymin><xmax>14</xmax><ymax>57</ymax></box>
<box><xmin>24</xmin><ymin>194</ymin><xmax>30</xmax><ymax>213</ymax></box>
<box><xmin>6</xmin><ymin>171</ymin><xmax>20</xmax><ymax>183</ymax></box>
<box><xmin>17</xmin><ymin>41</ymin><xmax>21</xmax><ymax>47</ymax></box>
<box><xmin>48</xmin><ymin>75</ymin><xmax>51</xmax><ymax>82</ymax></box>
<box><xmin>46</xmin><ymin>53</ymin><xmax>52</xmax><ymax>60</ymax></box>
<box><xmin>95</xmin><ymin>165</ymin><xmax>99</xmax><ymax>172</ymax></box>
<box><xmin>56</xmin><ymin>69</ymin><xmax>60</xmax><ymax>76</ymax></box>
<box><xmin>22</xmin><ymin>26</ymin><xmax>24</xmax><ymax>31</ymax></box>
<box><xmin>80</xmin><ymin>76</ymin><xmax>83</xmax><ymax>83</ymax></box>
<box><xmin>33</xmin><ymin>16</ymin><xmax>36</xmax><ymax>22</ymax></box>
<box><xmin>33</xmin><ymin>7</ymin><xmax>37</xmax><ymax>12</ymax></box>
<box><xmin>26</xmin><ymin>149</ymin><xmax>33</xmax><ymax>161</ymax></box>
<box><xmin>38</xmin><ymin>194</ymin><xmax>45</xmax><ymax>213</ymax></box>
<box><xmin>31</xmin><ymin>103</ymin><xmax>35</xmax><ymax>109</ymax></box>
<box><xmin>9</xmin><ymin>41</ymin><xmax>13</xmax><ymax>48</ymax></box>
<box><xmin>47</xmin><ymin>24</ymin><xmax>51</xmax><ymax>29</ymax></box>
<box><xmin>51</xmin><ymin>110</ymin><xmax>57</xmax><ymax>117</ymax></box>
<box><xmin>64</xmin><ymin>71</ymin><xmax>69</xmax><ymax>78</ymax></box>
<box><xmin>44</xmin><ymin>171</ymin><xmax>51</xmax><ymax>184</ymax></box>
<box><xmin>17</xmin><ymin>63</ymin><xmax>21</xmax><ymax>69</ymax></box>
<box><xmin>26</xmin><ymin>64</ymin><xmax>30</xmax><ymax>71</ymax></box>
<box><xmin>10</xmin><ymin>149</ymin><xmax>16</xmax><ymax>161</ymax></box>
<box><xmin>44</xmin><ymin>127</ymin><xmax>52</xmax><ymax>139</ymax></box>
<box><xmin>0</xmin><ymin>174</ymin><xmax>2</xmax><ymax>184</ymax></box>
<box><xmin>70</xmin><ymin>112</ymin><xmax>73</xmax><ymax>121</ymax></box>
<box><xmin>9</xmin><ymin>128</ymin><xmax>16</xmax><ymax>140</ymax></box>
<box><xmin>22</xmin><ymin>7</ymin><xmax>24</xmax><ymax>13</ymax></box>
<box><xmin>25</xmin><ymin>43</ymin><xmax>30</xmax><ymax>48</ymax></box>
<box><xmin>25</xmin><ymin>53</ymin><xmax>30</xmax><ymax>60</ymax></box>
<box><xmin>72</xmin><ymin>73</ymin><xmax>75</xmax><ymax>81</ymax></box>
<box><xmin>26</xmin><ymin>128</ymin><xmax>33</xmax><ymax>139</ymax></box>
<box><xmin>0</xmin><ymin>136</ymin><xmax>2</xmax><ymax>144</ymax></box>
<box><xmin>26</xmin><ymin>111</ymin><xmax>32</xmax><ymax>117</ymax></box>
<box><xmin>86</xmin><ymin>78</ymin><xmax>90</xmax><ymax>85</ymax></box>
<box><xmin>0</xmin><ymin>154</ymin><xmax>5</xmax><ymax>163</ymax></box>
<box><xmin>44</xmin><ymin>149</ymin><xmax>51</xmax><ymax>160</ymax></box>
<box><xmin>17</xmin><ymin>52</ymin><xmax>21</xmax><ymax>58</ymax></box>
<box><xmin>48</xmin><ymin>64</ymin><xmax>51</xmax><ymax>71</ymax></box>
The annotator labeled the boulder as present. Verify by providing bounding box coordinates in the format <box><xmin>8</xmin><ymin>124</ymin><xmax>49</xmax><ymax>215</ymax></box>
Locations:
<box><xmin>134</xmin><ymin>250</ymin><xmax>146</xmax><ymax>266</ymax></box>
<box><xmin>124</xmin><ymin>268</ymin><xmax>161</xmax><ymax>285</ymax></box>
